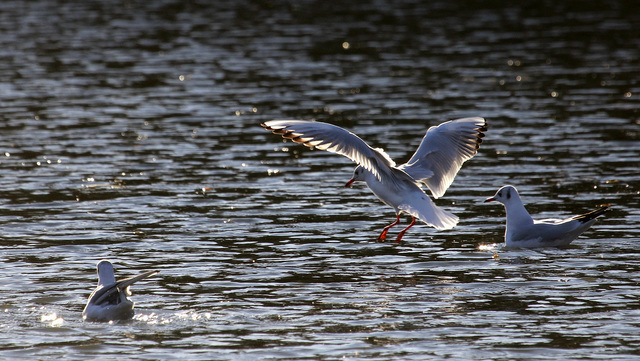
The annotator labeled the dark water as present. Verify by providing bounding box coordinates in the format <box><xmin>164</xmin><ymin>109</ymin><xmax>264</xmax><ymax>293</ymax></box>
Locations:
<box><xmin>1</xmin><ymin>0</ymin><xmax>639</xmax><ymax>359</ymax></box>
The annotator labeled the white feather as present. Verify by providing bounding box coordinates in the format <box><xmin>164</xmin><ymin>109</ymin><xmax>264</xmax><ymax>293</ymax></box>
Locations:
<box><xmin>399</xmin><ymin>117</ymin><xmax>486</xmax><ymax>198</ymax></box>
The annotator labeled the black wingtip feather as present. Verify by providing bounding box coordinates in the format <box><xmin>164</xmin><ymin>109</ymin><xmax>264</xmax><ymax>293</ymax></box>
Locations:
<box><xmin>262</xmin><ymin>123</ymin><xmax>317</xmax><ymax>150</ymax></box>
<box><xmin>471</xmin><ymin>122</ymin><xmax>488</xmax><ymax>150</ymax></box>
<box><xmin>574</xmin><ymin>205</ymin><xmax>611</xmax><ymax>223</ymax></box>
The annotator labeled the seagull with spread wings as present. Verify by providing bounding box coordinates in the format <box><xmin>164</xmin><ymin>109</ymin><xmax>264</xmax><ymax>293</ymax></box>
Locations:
<box><xmin>262</xmin><ymin>117</ymin><xmax>487</xmax><ymax>243</ymax></box>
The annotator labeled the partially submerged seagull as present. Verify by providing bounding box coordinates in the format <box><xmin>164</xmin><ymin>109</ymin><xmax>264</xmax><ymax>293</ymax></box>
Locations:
<box><xmin>262</xmin><ymin>117</ymin><xmax>487</xmax><ymax>243</ymax></box>
<box><xmin>485</xmin><ymin>185</ymin><xmax>610</xmax><ymax>248</ymax></box>
<box><xmin>83</xmin><ymin>260</ymin><xmax>158</xmax><ymax>322</ymax></box>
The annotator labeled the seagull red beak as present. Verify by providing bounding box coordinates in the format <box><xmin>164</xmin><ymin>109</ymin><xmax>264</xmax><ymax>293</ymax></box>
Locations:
<box><xmin>484</xmin><ymin>197</ymin><xmax>496</xmax><ymax>203</ymax></box>
<box><xmin>345</xmin><ymin>178</ymin><xmax>355</xmax><ymax>188</ymax></box>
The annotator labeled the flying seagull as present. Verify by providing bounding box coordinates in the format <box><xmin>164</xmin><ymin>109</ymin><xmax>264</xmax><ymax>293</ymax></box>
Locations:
<box><xmin>262</xmin><ymin>117</ymin><xmax>487</xmax><ymax>243</ymax></box>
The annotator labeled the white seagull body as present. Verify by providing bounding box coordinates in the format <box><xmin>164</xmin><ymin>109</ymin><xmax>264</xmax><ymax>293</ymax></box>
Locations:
<box><xmin>485</xmin><ymin>185</ymin><xmax>610</xmax><ymax>248</ymax></box>
<box><xmin>262</xmin><ymin>117</ymin><xmax>487</xmax><ymax>243</ymax></box>
<box><xmin>83</xmin><ymin>260</ymin><xmax>158</xmax><ymax>322</ymax></box>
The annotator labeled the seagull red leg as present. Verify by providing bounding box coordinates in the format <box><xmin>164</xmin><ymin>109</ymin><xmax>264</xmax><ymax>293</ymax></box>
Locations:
<box><xmin>377</xmin><ymin>214</ymin><xmax>401</xmax><ymax>242</ymax></box>
<box><xmin>395</xmin><ymin>216</ymin><xmax>416</xmax><ymax>243</ymax></box>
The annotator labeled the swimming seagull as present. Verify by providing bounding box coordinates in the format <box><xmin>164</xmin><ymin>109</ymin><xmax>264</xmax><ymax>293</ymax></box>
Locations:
<box><xmin>262</xmin><ymin>117</ymin><xmax>487</xmax><ymax>243</ymax></box>
<box><xmin>485</xmin><ymin>185</ymin><xmax>610</xmax><ymax>248</ymax></box>
<box><xmin>83</xmin><ymin>260</ymin><xmax>158</xmax><ymax>322</ymax></box>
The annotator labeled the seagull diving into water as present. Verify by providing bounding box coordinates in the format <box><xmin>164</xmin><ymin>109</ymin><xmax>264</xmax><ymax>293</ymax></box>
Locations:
<box><xmin>485</xmin><ymin>185</ymin><xmax>610</xmax><ymax>248</ymax></box>
<box><xmin>83</xmin><ymin>260</ymin><xmax>158</xmax><ymax>322</ymax></box>
<box><xmin>262</xmin><ymin>117</ymin><xmax>487</xmax><ymax>243</ymax></box>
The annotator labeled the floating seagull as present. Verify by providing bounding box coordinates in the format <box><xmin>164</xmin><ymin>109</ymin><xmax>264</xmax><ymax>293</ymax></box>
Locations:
<box><xmin>262</xmin><ymin>117</ymin><xmax>487</xmax><ymax>243</ymax></box>
<box><xmin>83</xmin><ymin>260</ymin><xmax>158</xmax><ymax>322</ymax></box>
<box><xmin>485</xmin><ymin>185</ymin><xmax>610</xmax><ymax>248</ymax></box>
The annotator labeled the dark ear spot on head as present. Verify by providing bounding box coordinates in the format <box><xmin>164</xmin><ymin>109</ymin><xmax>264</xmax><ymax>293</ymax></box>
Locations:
<box><xmin>506</xmin><ymin>189</ymin><xmax>511</xmax><ymax>200</ymax></box>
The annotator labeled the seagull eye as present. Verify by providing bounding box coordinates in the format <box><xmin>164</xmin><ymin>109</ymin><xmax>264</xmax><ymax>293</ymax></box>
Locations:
<box><xmin>506</xmin><ymin>190</ymin><xmax>511</xmax><ymax>199</ymax></box>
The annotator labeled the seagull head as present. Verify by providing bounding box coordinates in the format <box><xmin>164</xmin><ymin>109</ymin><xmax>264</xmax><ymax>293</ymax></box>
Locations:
<box><xmin>345</xmin><ymin>165</ymin><xmax>366</xmax><ymax>188</ymax></box>
<box><xmin>485</xmin><ymin>185</ymin><xmax>520</xmax><ymax>205</ymax></box>
<box><xmin>96</xmin><ymin>259</ymin><xmax>117</xmax><ymax>286</ymax></box>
